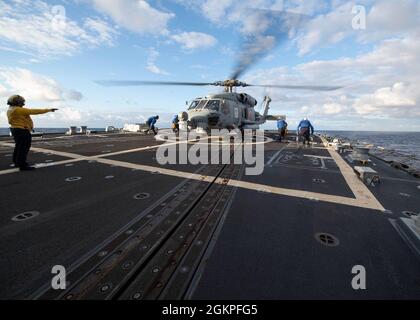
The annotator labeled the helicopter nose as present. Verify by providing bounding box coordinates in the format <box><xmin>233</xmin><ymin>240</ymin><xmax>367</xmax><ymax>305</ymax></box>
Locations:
<box><xmin>189</xmin><ymin>116</ymin><xmax>207</xmax><ymax>128</ymax></box>
<box><xmin>189</xmin><ymin>114</ymin><xmax>220</xmax><ymax>128</ymax></box>
<box><xmin>207</xmin><ymin>115</ymin><xmax>219</xmax><ymax>126</ymax></box>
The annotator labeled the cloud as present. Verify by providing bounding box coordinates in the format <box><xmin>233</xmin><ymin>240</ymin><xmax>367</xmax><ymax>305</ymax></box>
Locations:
<box><xmin>0</xmin><ymin>0</ymin><xmax>117</xmax><ymax>58</ymax></box>
<box><xmin>295</xmin><ymin>0</ymin><xmax>420</xmax><ymax>55</ymax></box>
<box><xmin>243</xmin><ymin>33</ymin><xmax>420</xmax><ymax>125</ymax></box>
<box><xmin>0</xmin><ymin>108</ymin><xmax>175</xmax><ymax>128</ymax></box>
<box><xmin>171</xmin><ymin>32</ymin><xmax>217</xmax><ymax>50</ymax></box>
<box><xmin>0</xmin><ymin>67</ymin><xmax>83</xmax><ymax>102</ymax></box>
<box><xmin>180</xmin><ymin>0</ymin><xmax>420</xmax><ymax>56</ymax></box>
<box><xmin>84</xmin><ymin>17</ymin><xmax>118</xmax><ymax>46</ymax></box>
<box><xmin>65</xmin><ymin>90</ymin><xmax>84</xmax><ymax>101</ymax></box>
<box><xmin>294</xmin><ymin>1</ymin><xmax>356</xmax><ymax>56</ymax></box>
<box><xmin>201</xmin><ymin>0</ymin><xmax>234</xmax><ymax>24</ymax></box>
<box><xmin>322</xmin><ymin>103</ymin><xmax>345</xmax><ymax>115</ymax></box>
<box><xmin>146</xmin><ymin>47</ymin><xmax>169</xmax><ymax>75</ymax></box>
<box><xmin>90</xmin><ymin>0</ymin><xmax>174</xmax><ymax>35</ymax></box>
<box><xmin>178</xmin><ymin>0</ymin><xmax>317</xmax><ymax>35</ymax></box>
<box><xmin>353</xmin><ymin>83</ymin><xmax>418</xmax><ymax>116</ymax></box>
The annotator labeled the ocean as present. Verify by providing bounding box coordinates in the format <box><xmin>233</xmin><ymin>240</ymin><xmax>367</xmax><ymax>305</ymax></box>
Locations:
<box><xmin>321</xmin><ymin>131</ymin><xmax>420</xmax><ymax>158</ymax></box>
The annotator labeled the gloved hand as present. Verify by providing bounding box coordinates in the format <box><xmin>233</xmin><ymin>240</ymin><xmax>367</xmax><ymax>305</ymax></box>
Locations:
<box><xmin>50</xmin><ymin>108</ymin><xmax>59</xmax><ymax>112</ymax></box>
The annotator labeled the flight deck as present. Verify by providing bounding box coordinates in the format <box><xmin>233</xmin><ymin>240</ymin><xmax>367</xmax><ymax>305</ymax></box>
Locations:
<box><xmin>0</xmin><ymin>132</ymin><xmax>419</xmax><ymax>300</ymax></box>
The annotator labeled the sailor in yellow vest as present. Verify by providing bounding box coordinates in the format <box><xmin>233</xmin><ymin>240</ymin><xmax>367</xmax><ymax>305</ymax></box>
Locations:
<box><xmin>6</xmin><ymin>95</ymin><xmax>58</xmax><ymax>171</ymax></box>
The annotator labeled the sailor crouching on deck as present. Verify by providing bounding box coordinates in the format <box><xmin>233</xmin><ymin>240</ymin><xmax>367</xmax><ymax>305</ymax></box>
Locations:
<box><xmin>297</xmin><ymin>117</ymin><xmax>314</xmax><ymax>146</ymax></box>
<box><xmin>146</xmin><ymin>115</ymin><xmax>159</xmax><ymax>135</ymax></box>
<box><xmin>6</xmin><ymin>95</ymin><xmax>58</xmax><ymax>171</ymax></box>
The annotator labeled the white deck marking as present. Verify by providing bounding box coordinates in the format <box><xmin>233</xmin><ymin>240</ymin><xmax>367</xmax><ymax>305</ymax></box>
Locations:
<box><xmin>0</xmin><ymin>142</ymin><xmax>85</xmax><ymax>159</ymax></box>
<box><xmin>228</xmin><ymin>180</ymin><xmax>385</xmax><ymax>211</ymax></box>
<box><xmin>0</xmin><ymin>139</ymin><xmax>195</xmax><ymax>176</ymax></box>
<box><xmin>0</xmin><ymin>158</ymin><xmax>90</xmax><ymax>176</ymax></box>
<box><xmin>91</xmin><ymin>158</ymin><xmax>384</xmax><ymax>210</ymax></box>
<box><xmin>0</xmin><ymin>138</ymin><xmax>385</xmax><ymax>211</ymax></box>
<box><xmin>304</xmin><ymin>155</ymin><xmax>333</xmax><ymax>160</ymax></box>
<box><xmin>95</xmin><ymin>158</ymin><xmax>215</xmax><ymax>183</ymax></box>
<box><xmin>266</xmin><ymin>144</ymin><xmax>288</xmax><ymax>166</ymax></box>
<box><xmin>0</xmin><ymin>141</ymin><xmax>181</xmax><ymax>160</ymax></box>
<box><xmin>304</xmin><ymin>155</ymin><xmax>330</xmax><ymax>169</ymax></box>
<box><xmin>266</xmin><ymin>150</ymin><xmax>281</xmax><ymax>166</ymax></box>
<box><xmin>320</xmin><ymin>136</ymin><xmax>384</xmax><ymax>211</ymax></box>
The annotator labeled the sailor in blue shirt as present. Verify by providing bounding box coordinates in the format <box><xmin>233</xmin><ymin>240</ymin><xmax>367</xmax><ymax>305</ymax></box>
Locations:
<box><xmin>146</xmin><ymin>115</ymin><xmax>159</xmax><ymax>135</ymax></box>
<box><xmin>277</xmin><ymin>119</ymin><xmax>288</xmax><ymax>142</ymax></box>
<box><xmin>172</xmin><ymin>115</ymin><xmax>179</xmax><ymax>133</ymax></box>
<box><xmin>297</xmin><ymin>118</ymin><xmax>314</xmax><ymax>145</ymax></box>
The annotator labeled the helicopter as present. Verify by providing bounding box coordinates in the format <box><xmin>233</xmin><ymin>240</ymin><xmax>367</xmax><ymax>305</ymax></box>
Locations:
<box><xmin>96</xmin><ymin>79</ymin><xmax>340</xmax><ymax>135</ymax></box>
<box><xmin>96</xmin><ymin>9</ymin><xmax>341</xmax><ymax>135</ymax></box>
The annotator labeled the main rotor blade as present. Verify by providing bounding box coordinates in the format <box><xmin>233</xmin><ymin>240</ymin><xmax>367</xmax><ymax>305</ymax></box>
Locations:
<box><xmin>96</xmin><ymin>80</ymin><xmax>215</xmax><ymax>87</ymax></box>
<box><xmin>231</xmin><ymin>9</ymin><xmax>309</xmax><ymax>80</ymax></box>
<box><xmin>251</xmin><ymin>84</ymin><xmax>342</xmax><ymax>91</ymax></box>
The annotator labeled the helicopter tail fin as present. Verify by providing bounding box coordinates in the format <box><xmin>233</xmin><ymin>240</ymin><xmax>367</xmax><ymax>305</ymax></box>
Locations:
<box><xmin>262</xmin><ymin>96</ymin><xmax>272</xmax><ymax>120</ymax></box>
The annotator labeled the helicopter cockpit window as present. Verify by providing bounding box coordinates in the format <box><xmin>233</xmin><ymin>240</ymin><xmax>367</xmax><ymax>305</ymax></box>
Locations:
<box><xmin>188</xmin><ymin>100</ymin><xmax>207</xmax><ymax>110</ymax></box>
<box><xmin>205</xmin><ymin>100</ymin><xmax>220</xmax><ymax>111</ymax></box>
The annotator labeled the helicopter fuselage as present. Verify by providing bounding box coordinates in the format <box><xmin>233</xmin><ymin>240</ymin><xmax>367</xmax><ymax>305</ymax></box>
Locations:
<box><xmin>180</xmin><ymin>92</ymin><xmax>266</xmax><ymax>132</ymax></box>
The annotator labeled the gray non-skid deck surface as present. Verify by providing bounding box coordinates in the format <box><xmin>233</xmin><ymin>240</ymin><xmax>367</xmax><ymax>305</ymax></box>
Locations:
<box><xmin>30</xmin><ymin>134</ymin><xmax>165</xmax><ymax>156</ymax></box>
<box><xmin>0</xmin><ymin>161</ymin><xmax>193</xmax><ymax>298</ymax></box>
<box><xmin>0</xmin><ymin>133</ymin><xmax>419</xmax><ymax>299</ymax></box>
<box><xmin>192</xmin><ymin>194</ymin><xmax>420</xmax><ymax>299</ymax></box>
<box><xmin>0</xmin><ymin>145</ymin><xmax>68</xmax><ymax>171</ymax></box>
<box><xmin>0</xmin><ymin>135</ymin><xmax>204</xmax><ymax>299</ymax></box>
<box><xmin>260</xmin><ymin>144</ymin><xmax>354</xmax><ymax>198</ymax></box>
<box><xmin>192</xmin><ymin>140</ymin><xmax>420</xmax><ymax>299</ymax></box>
<box><xmin>368</xmin><ymin>159</ymin><xmax>420</xmax><ymax>215</ymax></box>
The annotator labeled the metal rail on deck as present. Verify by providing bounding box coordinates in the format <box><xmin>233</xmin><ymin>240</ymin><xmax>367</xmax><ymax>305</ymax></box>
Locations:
<box><xmin>34</xmin><ymin>146</ymin><xmax>244</xmax><ymax>300</ymax></box>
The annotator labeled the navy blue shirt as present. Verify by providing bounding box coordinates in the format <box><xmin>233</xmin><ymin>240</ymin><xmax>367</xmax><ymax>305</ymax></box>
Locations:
<box><xmin>147</xmin><ymin>116</ymin><xmax>159</xmax><ymax>126</ymax></box>
<box><xmin>277</xmin><ymin>119</ymin><xmax>288</xmax><ymax>129</ymax></box>
<box><xmin>297</xmin><ymin>120</ymin><xmax>314</xmax><ymax>135</ymax></box>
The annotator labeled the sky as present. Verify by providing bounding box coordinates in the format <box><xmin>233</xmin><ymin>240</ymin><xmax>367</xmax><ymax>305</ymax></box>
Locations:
<box><xmin>0</xmin><ymin>0</ymin><xmax>419</xmax><ymax>131</ymax></box>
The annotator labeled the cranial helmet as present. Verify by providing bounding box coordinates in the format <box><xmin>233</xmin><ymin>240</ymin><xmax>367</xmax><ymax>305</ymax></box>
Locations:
<box><xmin>156</xmin><ymin>115</ymin><xmax>160</xmax><ymax>119</ymax></box>
<box><xmin>7</xmin><ymin>95</ymin><xmax>26</xmax><ymax>107</ymax></box>
<box><xmin>304</xmin><ymin>117</ymin><xmax>308</xmax><ymax>121</ymax></box>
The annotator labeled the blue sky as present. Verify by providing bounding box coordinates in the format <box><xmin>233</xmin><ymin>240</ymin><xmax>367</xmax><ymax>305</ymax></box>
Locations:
<box><xmin>1</xmin><ymin>0</ymin><xmax>420</xmax><ymax>131</ymax></box>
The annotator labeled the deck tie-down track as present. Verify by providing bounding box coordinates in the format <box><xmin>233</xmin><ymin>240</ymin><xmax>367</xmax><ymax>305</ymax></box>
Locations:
<box><xmin>34</xmin><ymin>150</ymin><xmax>243</xmax><ymax>300</ymax></box>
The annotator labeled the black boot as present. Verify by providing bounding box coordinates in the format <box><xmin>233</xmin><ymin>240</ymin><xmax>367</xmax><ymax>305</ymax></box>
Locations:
<box><xmin>19</xmin><ymin>165</ymin><xmax>36</xmax><ymax>171</ymax></box>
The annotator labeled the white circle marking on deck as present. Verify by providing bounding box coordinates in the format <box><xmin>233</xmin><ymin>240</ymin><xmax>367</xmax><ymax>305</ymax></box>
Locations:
<box><xmin>65</xmin><ymin>177</ymin><xmax>82</xmax><ymax>182</ymax></box>
<box><xmin>11</xmin><ymin>211</ymin><xmax>40</xmax><ymax>222</ymax></box>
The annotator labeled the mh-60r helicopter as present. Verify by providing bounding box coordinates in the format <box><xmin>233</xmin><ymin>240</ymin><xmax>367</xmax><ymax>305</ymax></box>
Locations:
<box><xmin>96</xmin><ymin>78</ymin><xmax>340</xmax><ymax>135</ymax></box>
<box><xmin>97</xmin><ymin>9</ymin><xmax>341</xmax><ymax>134</ymax></box>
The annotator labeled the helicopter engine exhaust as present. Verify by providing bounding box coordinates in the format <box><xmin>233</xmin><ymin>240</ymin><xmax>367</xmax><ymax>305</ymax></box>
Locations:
<box><xmin>238</xmin><ymin>93</ymin><xmax>258</xmax><ymax>107</ymax></box>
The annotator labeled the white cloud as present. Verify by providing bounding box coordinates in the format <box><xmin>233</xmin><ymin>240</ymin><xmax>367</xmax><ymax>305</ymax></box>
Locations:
<box><xmin>244</xmin><ymin>34</ymin><xmax>420</xmax><ymax>125</ymax></box>
<box><xmin>295</xmin><ymin>1</ymin><xmax>356</xmax><ymax>56</ymax></box>
<box><xmin>146</xmin><ymin>47</ymin><xmax>169</xmax><ymax>75</ymax></box>
<box><xmin>360</xmin><ymin>0</ymin><xmax>420</xmax><ymax>41</ymax></box>
<box><xmin>171</xmin><ymin>32</ymin><xmax>217</xmax><ymax>50</ymax></box>
<box><xmin>353</xmin><ymin>83</ymin><xmax>418</xmax><ymax>116</ymax></box>
<box><xmin>201</xmin><ymin>0</ymin><xmax>234</xmax><ymax>24</ymax></box>
<box><xmin>90</xmin><ymin>0</ymin><xmax>174</xmax><ymax>35</ymax></box>
<box><xmin>322</xmin><ymin>103</ymin><xmax>345</xmax><ymax>115</ymax></box>
<box><xmin>295</xmin><ymin>0</ymin><xmax>420</xmax><ymax>55</ymax></box>
<box><xmin>0</xmin><ymin>0</ymin><xmax>117</xmax><ymax>58</ymax></box>
<box><xmin>84</xmin><ymin>17</ymin><xmax>118</xmax><ymax>46</ymax></box>
<box><xmin>0</xmin><ymin>68</ymin><xmax>83</xmax><ymax>102</ymax></box>
<box><xmin>0</xmin><ymin>109</ymin><xmax>175</xmax><ymax>128</ymax></box>
<box><xmin>65</xmin><ymin>90</ymin><xmax>84</xmax><ymax>101</ymax></box>
<box><xmin>52</xmin><ymin>107</ymin><xmax>83</xmax><ymax>122</ymax></box>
